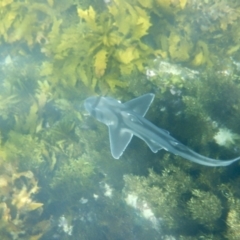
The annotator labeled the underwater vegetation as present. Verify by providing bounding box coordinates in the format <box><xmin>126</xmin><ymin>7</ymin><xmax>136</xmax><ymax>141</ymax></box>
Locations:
<box><xmin>50</xmin><ymin>155</ymin><xmax>96</xmax><ymax>203</ymax></box>
<box><xmin>1</xmin><ymin>0</ymin><xmax>240</xmax><ymax>239</ymax></box>
<box><xmin>0</xmin><ymin>159</ymin><xmax>49</xmax><ymax>240</ymax></box>
<box><xmin>123</xmin><ymin>158</ymin><xmax>240</xmax><ymax>238</ymax></box>
<box><xmin>2</xmin><ymin>0</ymin><xmax>240</xmax><ymax>94</ymax></box>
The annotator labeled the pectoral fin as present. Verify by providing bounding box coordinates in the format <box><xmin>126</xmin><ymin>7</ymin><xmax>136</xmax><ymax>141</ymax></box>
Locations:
<box><xmin>108</xmin><ymin>126</ymin><xmax>133</xmax><ymax>159</ymax></box>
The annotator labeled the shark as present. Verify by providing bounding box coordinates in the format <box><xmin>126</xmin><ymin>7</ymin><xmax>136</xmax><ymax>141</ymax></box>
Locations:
<box><xmin>84</xmin><ymin>93</ymin><xmax>240</xmax><ymax>167</ymax></box>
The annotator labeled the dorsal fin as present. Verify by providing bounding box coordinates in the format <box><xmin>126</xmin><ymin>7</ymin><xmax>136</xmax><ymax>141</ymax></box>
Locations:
<box><xmin>124</xmin><ymin>93</ymin><xmax>155</xmax><ymax>117</ymax></box>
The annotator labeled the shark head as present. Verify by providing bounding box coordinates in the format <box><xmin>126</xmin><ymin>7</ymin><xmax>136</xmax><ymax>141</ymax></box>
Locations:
<box><xmin>84</xmin><ymin>96</ymin><xmax>122</xmax><ymax>126</ymax></box>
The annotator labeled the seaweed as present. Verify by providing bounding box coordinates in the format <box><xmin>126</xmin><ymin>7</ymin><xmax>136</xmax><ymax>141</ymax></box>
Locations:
<box><xmin>50</xmin><ymin>155</ymin><xmax>96</xmax><ymax>203</ymax></box>
<box><xmin>0</xmin><ymin>160</ymin><xmax>49</xmax><ymax>239</ymax></box>
<box><xmin>41</xmin><ymin>0</ymin><xmax>154</xmax><ymax>92</ymax></box>
<box><xmin>187</xmin><ymin>189</ymin><xmax>222</xmax><ymax>230</ymax></box>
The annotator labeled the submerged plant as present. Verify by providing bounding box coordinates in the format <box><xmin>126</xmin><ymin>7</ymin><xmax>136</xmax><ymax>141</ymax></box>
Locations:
<box><xmin>0</xmin><ymin>160</ymin><xmax>49</xmax><ymax>239</ymax></box>
<box><xmin>187</xmin><ymin>189</ymin><xmax>222</xmax><ymax>229</ymax></box>
<box><xmin>123</xmin><ymin>166</ymin><xmax>194</xmax><ymax>231</ymax></box>
<box><xmin>41</xmin><ymin>0</ymin><xmax>154</xmax><ymax>92</ymax></box>
<box><xmin>226</xmin><ymin>198</ymin><xmax>240</xmax><ymax>240</ymax></box>
<box><xmin>50</xmin><ymin>154</ymin><xmax>97</xmax><ymax>203</ymax></box>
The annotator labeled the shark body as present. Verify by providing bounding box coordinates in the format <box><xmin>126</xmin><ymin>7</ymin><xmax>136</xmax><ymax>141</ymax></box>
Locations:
<box><xmin>84</xmin><ymin>93</ymin><xmax>240</xmax><ymax>167</ymax></box>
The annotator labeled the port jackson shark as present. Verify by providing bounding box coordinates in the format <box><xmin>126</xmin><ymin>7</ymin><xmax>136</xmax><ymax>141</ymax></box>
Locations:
<box><xmin>84</xmin><ymin>93</ymin><xmax>240</xmax><ymax>167</ymax></box>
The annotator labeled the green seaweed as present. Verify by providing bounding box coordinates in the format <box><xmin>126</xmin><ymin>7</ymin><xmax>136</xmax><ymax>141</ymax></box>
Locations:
<box><xmin>123</xmin><ymin>166</ymin><xmax>194</xmax><ymax>231</ymax></box>
<box><xmin>187</xmin><ymin>189</ymin><xmax>222</xmax><ymax>229</ymax></box>
<box><xmin>40</xmin><ymin>0</ymin><xmax>154</xmax><ymax>92</ymax></box>
<box><xmin>50</xmin><ymin>155</ymin><xmax>96</xmax><ymax>202</ymax></box>
<box><xmin>226</xmin><ymin>198</ymin><xmax>240</xmax><ymax>239</ymax></box>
